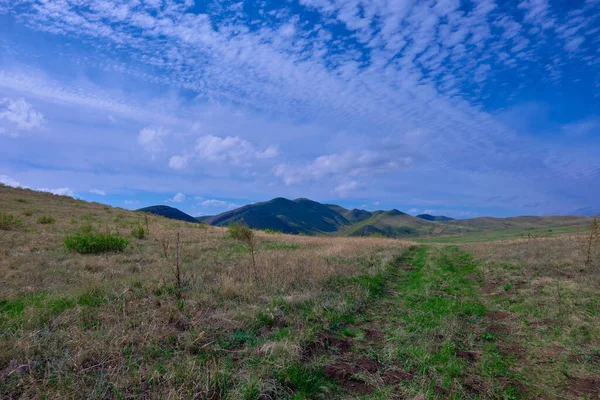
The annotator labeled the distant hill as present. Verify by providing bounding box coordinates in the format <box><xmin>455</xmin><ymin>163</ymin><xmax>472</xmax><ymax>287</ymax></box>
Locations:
<box><xmin>343</xmin><ymin>210</ymin><xmax>474</xmax><ymax>237</ymax></box>
<box><xmin>200</xmin><ymin>197</ymin><xmax>351</xmax><ymax>235</ymax></box>
<box><xmin>416</xmin><ymin>214</ymin><xmax>454</xmax><ymax>222</ymax></box>
<box><xmin>440</xmin><ymin>215</ymin><xmax>594</xmax><ymax>231</ymax></box>
<box><xmin>200</xmin><ymin>198</ymin><xmax>474</xmax><ymax>237</ymax></box>
<box><xmin>137</xmin><ymin>205</ymin><xmax>198</xmax><ymax>223</ymax></box>
<box><xmin>197</xmin><ymin>197</ymin><xmax>597</xmax><ymax>239</ymax></box>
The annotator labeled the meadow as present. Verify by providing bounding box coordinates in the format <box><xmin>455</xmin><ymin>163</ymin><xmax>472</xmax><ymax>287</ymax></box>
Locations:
<box><xmin>1</xmin><ymin>185</ymin><xmax>599</xmax><ymax>399</ymax></box>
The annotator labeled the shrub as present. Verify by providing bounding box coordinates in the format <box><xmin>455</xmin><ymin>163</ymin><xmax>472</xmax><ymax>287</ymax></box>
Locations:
<box><xmin>228</xmin><ymin>222</ymin><xmax>258</xmax><ymax>280</ymax></box>
<box><xmin>0</xmin><ymin>213</ymin><xmax>23</xmax><ymax>230</ymax></box>
<box><xmin>37</xmin><ymin>216</ymin><xmax>56</xmax><ymax>224</ymax></box>
<box><xmin>131</xmin><ymin>225</ymin><xmax>146</xmax><ymax>239</ymax></box>
<box><xmin>263</xmin><ymin>228</ymin><xmax>283</xmax><ymax>234</ymax></box>
<box><xmin>64</xmin><ymin>231</ymin><xmax>128</xmax><ymax>254</ymax></box>
<box><xmin>228</xmin><ymin>222</ymin><xmax>250</xmax><ymax>240</ymax></box>
<box><xmin>23</xmin><ymin>210</ymin><xmax>33</xmax><ymax>217</ymax></box>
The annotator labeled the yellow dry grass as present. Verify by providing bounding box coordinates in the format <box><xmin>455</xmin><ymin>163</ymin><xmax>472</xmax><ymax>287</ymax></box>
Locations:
<box><xmin>0</xmin><ymin>185</ymin><xmax>413</xmax><ymax>398</ymax></box>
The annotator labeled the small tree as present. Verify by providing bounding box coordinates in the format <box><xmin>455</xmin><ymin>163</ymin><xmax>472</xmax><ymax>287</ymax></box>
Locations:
<box><xmin>585</xmin><ymin>218</ymin><xmax>599</xmax><ymax>266</ymax></box>
<box><xmin>162</xmin><ymin>232</ymin><xmax>183</xmax><ymax>299</ymax></box>
<box><xmin>131</xmin><ymin>225</ymin><xmax>146</xmax><ymax>239</ymax></box>
<box><xmin>228</xmin><ymin>222</ymin><xmax>258</xmax><ymax>281</ymax></box>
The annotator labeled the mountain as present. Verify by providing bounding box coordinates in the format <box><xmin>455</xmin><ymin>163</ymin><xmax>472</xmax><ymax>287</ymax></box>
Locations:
<box><xmin>137</xmin><ymin>205</ymin><xmax>199</xmax><ymax>223</ymax></box>
<box><xmin>196</xmin><ymin>215</ymin><xmax>214</xmax><ymax>223</ymax></box>
<box><xmin>195</xmin><ymin>197</ymin><xmax>598</xmax><ymax>238</ymax></box>
<box><xmin>416</xmin><ymin>214</ymin><xmax>454</xmax><ymax>222</ymax></box>
<box><xmin>200</xmin><ymin>198</ymin><xmax>472</xmax><ymax>237</ymax></box>
<box><xmin>201</xmin><ymin>197</ymin><xmax>351</xmax><ymax>235</ymax></box>
<box><xmin>343</xmin><ymin>209</ymin><xmax>476</xmax><ymax>237</ymax></box>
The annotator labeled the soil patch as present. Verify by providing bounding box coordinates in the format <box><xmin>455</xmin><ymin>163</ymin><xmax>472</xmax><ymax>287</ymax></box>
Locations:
<box><xmin>456</xmin><ymin>350</ymin><xmax>480</xmax><ymax>362</ymax></box>
<box><xmin>481</xmin><ymin>283</ymin><xmax>500</xmax><ymax>293</ymax></box>
<box><xmin>323</xmin><ymin>361</ymin><xmax>375</xmax><ymax>394</ymax></box>
<box><xmin>364</xmin><ymin>328</ymin><xmax>384</xmax><ymax>343</ymax></box>
<box><xmin>499</xmin><ymin>341</ymin><xmax>526</xmax><ymax>359</ymax></box>
<box><xmin>381</xmin><ymin>369</ymin><xmax>413</xmax><ymax>385</ymax></box>
<box><xmin>566</xmin><ymin>377</ymin><xmax>599</xmax><ymax>397</ymax></box>
<box><xmin>486</xmin><ymin>311</ymin><xmax>511</xmax><ymax>321</ymax></box>
<box><xmin>356</xmin><ymin>358</ymin><xmax>379</xmax><ymax>373</ymax></box>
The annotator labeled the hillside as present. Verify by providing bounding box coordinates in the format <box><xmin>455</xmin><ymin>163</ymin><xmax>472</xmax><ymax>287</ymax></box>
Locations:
<box><xmin>201</xmin><ymin>197</ymin><xmax>350</xmax><ymax>234</ymax></box>
<box><xmin>416</xmin><ymin>214</ymin><xmax>454</xmax><ymax>222</ymax></box>
<box><xmin>197</xmin><ymin>197</ymin><xmax>598</xmax><ymax>239</ymax></box>
<box><xmin>343</xmin><ymin>209</ymin><xmax>475</xmax><ymax>237</ymax></box>
<box><xmin>137</xmin><ymin>205</ymin><xmax>198</xmax><ymax>223</ymax></box>
<box><xmin>441</xmin><ymin>215</ymin><xmax>595</xmax><ymax>231</ymax></box>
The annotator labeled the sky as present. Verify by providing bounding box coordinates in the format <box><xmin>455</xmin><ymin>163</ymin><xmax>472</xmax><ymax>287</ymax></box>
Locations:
<box><xmin>0</xmin><ymin>0</ymin><xmax>599</xmax><ymax>219</ymax></box>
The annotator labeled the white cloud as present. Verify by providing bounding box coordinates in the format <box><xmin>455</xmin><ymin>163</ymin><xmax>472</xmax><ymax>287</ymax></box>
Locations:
<box><xmin>170</xmin><ymin>135</ymin><xmax>278</xmax><ymax>169</ymax></box>
<box><xmin>137</xmin><ymin>126</ymin><xmax>168</xmax><ymax>156</ymax></box>
<box><xmin>89</xmin><ymin>189</ymin><xmax>106</xmax><ymax>195</ymax></box>
<box><xmin>0</xmin><ymin>174</ymin><xmax>21</xmax><ymax>187</ymax></box>
<box><xmin>256</xmin><ymin>145</ymin><xmax>279</xmax><ymax>159</ymax></box>
<box><xmin>201</xmin><ymin>199</ymin><xmax>241</xmax><ymax>210</ymax></box>
<box><xmin>333</xmin><ymin>180</ymin><xmax>361</xmax><ymax>197</ymax></box>
<box><xmin>168</xmin><ymin>155</ymin><xmax>189</xmax><ymax>170</ymax></box>
<box><xmin>201</xmin><ymin>199</ymin><xmax>228</xmax><ymax>207</ymax></box>
<box><xmin>0</xmin><ymin>97</ymin><xmax>44</xmax><ymax>134</ymax></box>
<box><xmin>274</xmin><ymin>150</ymin><xmax>412</xmax><ymax>186</ymax></box>
<box><xmin>124</xmin><ymin>200</ymin><xmax>140</xmax><ymax>205</ymax></box>
<box><xmin>37</xmin><ymin>187</ymin><xmax>75</xmax><ymax>197</ymax></box>
<box><xmin>167</xmin><ymin>192</ymin><xmax>186</xmax><ymax>203</ymax></box>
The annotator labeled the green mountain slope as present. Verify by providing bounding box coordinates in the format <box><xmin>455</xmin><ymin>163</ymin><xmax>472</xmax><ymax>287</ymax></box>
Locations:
<box><xmin>137</xmin><ymin>205</ymin><xmax>198</xmax><ymax>223</ymax></box>
<box><xmin>197</xmin><ymin>197</ymin><xmax>597</xmax><ymax>239</ymax></box>
<box><xmin>202</xmin><ymin>197</ymin><xmax>351</xmax><ymax>234</ymax></box>
<box><xmin>343</xmin><ymin>209</ymin><xmax>474</xmax><ymax>237</ymax></box>
<box><xmin>416</xmin><ymin>214</ymin><xmax>454</xmax><ymax>222</ymax></box>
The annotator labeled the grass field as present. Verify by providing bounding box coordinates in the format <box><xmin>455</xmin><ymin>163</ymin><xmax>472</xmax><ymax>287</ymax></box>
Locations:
<box><xmin>1</xmin><ymin>185</ymin><xmax>599</xmax><ymax>399</ymax></box>
<box><xmin>417</xmin><ymin>225</ymin><xmax>586</xmax><ymax>244</ymax></box>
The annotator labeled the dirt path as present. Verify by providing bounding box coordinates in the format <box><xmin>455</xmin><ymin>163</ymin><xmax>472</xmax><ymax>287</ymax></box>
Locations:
<box><xmin>301</xmin><ymin>245</ymin><xmax>534</xmax><ymax>399</ymax></box>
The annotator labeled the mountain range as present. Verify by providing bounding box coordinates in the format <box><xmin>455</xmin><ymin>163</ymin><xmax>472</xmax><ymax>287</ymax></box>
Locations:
<box><xmin>139</xmin><ymin>197</ymin><xmax>597</xmax><ymax>238</ymax></box>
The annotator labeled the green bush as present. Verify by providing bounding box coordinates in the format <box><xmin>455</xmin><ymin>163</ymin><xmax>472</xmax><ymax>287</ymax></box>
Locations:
<box><xmin>262</xmin><ymin>228</ymin><xmax>283</xmax><ymax>234</ymax></box>
<box><xmin>131</xmin><ymin>225</ymin><xmax>146</xmax><ymax>239</ymax></box>
<box><xmin>0</xmin><ymin>213</ymin><xmax>23</xmax><ymax>230</ymax></box>
<box><xmin>37</xmin><ymin>216</ymin><xmax>56</xmax><ymax>224</ymax></box>
<box><xmin>228</xmin><ymin>222</ymin><xmax>252</xmax><ymax>241</ymax></box>
<box><xmin>64</xmin><ymin>231</ymin><xmax>128</xmax><ymax>254</ymax></box>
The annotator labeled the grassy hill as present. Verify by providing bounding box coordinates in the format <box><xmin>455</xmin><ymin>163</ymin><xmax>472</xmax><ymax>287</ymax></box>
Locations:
<box><xmin>198</xmin><ymin>197</ymin><xmax>598</xmax><ymax>239</ymax></box>
<box><xmin>416</xmin><ymin>214</ymin><xmax>454</xmax><ymax>222</ymax></box>
<box><xmin>441</xmin><ymin>215</ymin><xmax>596</xmax><ymax>231</ymax></box>
<box><xmin>343</xmin><ymin>209</ymin><xmax>477</xmax><ymax>237</ymax></box>
<box><xmin>201</xmin><ymin>197</ymin><xmax>351</xmax><ymax>234</ymax></box>
<box><xmin>137</xmin><ymin>205</ymin><xmax>199</xmax><ymax>223</ymax></box>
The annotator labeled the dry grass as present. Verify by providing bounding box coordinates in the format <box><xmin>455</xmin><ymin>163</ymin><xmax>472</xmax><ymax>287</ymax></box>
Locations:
<box><xmin>0</xmin><ymin>185</ymin><xmax>412</xmax><ymax>398</ymax></box>
<box><xmin>463</xmin><ymin>235</ymin><xmax>600</xmax><ymax>398</ymax></box>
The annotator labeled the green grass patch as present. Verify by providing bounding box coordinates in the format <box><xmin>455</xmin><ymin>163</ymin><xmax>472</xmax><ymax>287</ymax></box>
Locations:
<box><xmin>0</xmin><ymin>212</ymin><xmax>23</xmax><ymax>230</ymax></box>
<box><xmin>37</xmin><ymin>215</ymin><xmax>56</xmax><ymax>224</ymax></box>
<box><xmin>262</xmin><ymin>242</ymin><xmax>300</xmax><ymax>251</ymax></box>
<box><xmin>64</xmin><ymin>231</ymin><xmax>128</xmax><ymax>254</ymax></box>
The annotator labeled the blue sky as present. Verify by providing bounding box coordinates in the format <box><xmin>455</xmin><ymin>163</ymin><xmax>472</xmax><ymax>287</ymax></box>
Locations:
<box><xmin>0</xmin><ymin>0</ymin><xmax>599</xmax><ymax>218</ymax></box>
